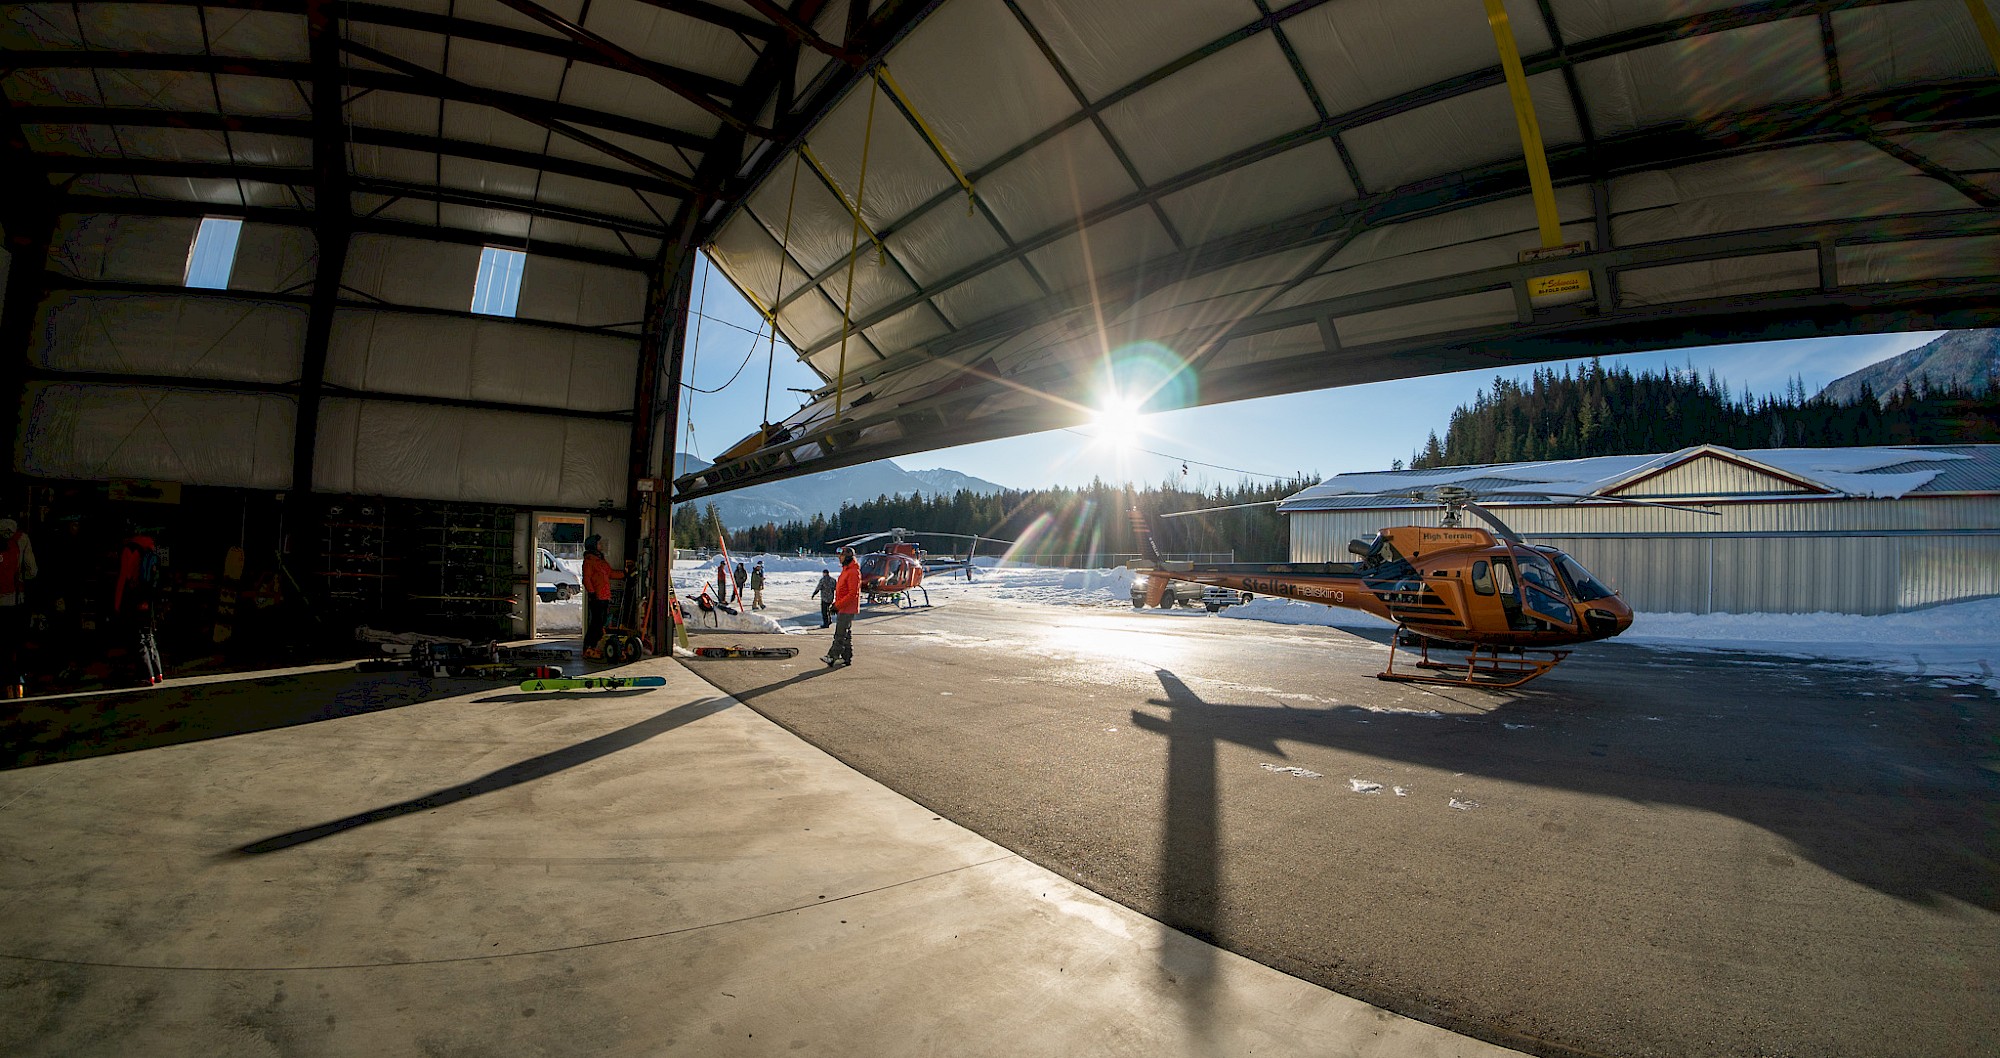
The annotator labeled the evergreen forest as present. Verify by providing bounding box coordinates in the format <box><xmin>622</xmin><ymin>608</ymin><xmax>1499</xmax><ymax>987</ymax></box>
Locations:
<box><xmin>673</xmin><ymin>473</ymin><xmax>1319</xmax><ymax>564</ymax></box>
<box><xmin>1409</xmin><ymin>359</ymin><xmax>1999</xmax><ymax>469</ymax></box>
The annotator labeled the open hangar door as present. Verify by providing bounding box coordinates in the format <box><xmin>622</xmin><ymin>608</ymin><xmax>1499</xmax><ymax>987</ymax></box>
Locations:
<box><xmin>679</xmin><ymin>0</ymin><xmax>2000</xmax><ymax>502</ymax></box>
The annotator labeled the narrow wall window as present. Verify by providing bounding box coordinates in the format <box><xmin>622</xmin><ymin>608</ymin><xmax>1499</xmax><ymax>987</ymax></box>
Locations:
<box><xmin>183</xmin><ymin>217</ymin><xmax>244</xmax><ymax>289</ymax></box>
<box><xmin>471</xmin><ymin>246</ymin><xmax>526</xmax><ymax>316</ymax></box>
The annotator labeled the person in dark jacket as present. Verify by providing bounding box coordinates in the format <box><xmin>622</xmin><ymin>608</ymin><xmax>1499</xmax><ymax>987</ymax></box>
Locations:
<box><xmin>750</xmin><ymin>561</ymin><xmax>766</xmax><ymax>610</ymax></box>
<box><xmin>732</xmin><ymin>561</ymin><xmax>748</xmax><ymax>605</ymax></box>
<box><xmin>810</xmin><ymin>568</ymin><xmax>835</xmax><ymax>628</ymax></box>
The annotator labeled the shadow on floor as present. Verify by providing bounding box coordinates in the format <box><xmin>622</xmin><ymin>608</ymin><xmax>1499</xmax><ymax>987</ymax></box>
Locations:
<box><xmin>1</xmin><ymin>669</ymin><xmax>533</xmax><ymax>771</ymax></box>
<box><xmin>230</xmin><ymin>695</ymin><xmax>733</xmax><ymax>854</ymax></box>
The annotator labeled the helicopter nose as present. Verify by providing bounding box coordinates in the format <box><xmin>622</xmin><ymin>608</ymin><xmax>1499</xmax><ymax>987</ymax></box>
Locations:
<box><xmin>1582</xmin><ymin>596</ymin><xmax>1633</xmax><ymax>639</ymax></box>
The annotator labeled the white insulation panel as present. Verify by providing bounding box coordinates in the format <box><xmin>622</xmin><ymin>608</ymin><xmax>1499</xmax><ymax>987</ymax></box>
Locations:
<box><xmin>313</xmin><ymin>399</ymin><xmax>627</xmax><ymax>509</ymax></box>
<box><xmin>19</xmin><ymin>383</ymin><xmax>296</xmax><ymax>489</ymax></box>
<box><xmin>325</xmin><ymin>310</ymin><xmax>637</xmax><ymax>413</ymax></box>
<box><xmin>35</xmin><ymin>293</ymin><xmax>307</xmax><ymax>383</ymax></box>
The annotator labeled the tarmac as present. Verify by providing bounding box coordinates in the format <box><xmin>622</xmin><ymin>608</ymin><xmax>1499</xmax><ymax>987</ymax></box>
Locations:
<box><xmin>0</xmin><ymin>651</ymin><xmax>1527</xmax><ymax>1057</ymax></box>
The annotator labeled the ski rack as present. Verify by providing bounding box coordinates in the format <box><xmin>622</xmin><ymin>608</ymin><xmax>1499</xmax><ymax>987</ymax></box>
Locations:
<box><xmin>1377</xmin><ymin>637</ymin><xmax>1570</xmax><ymax>689</ymax></box>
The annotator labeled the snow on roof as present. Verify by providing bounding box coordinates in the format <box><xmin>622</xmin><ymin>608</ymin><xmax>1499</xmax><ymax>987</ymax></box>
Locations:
<box><xmin>1279</xmin><ymin>445</ymin><xmax>1993</xmax><ymax>511</ymax></box>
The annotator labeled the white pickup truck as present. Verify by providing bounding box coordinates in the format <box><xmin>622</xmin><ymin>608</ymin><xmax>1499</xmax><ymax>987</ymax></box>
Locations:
<box><xmin>1130</xmin><ymin>574</ymin><xmax>1250</xmax><ymax>612</ymax></box>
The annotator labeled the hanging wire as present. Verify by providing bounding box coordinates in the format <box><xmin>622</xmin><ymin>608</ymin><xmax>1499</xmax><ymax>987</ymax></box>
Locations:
<box><xmin>679</xmin><ymin>257</ymin><xmax>710</xmax><ymax>459</ymax></box>
<box><xmin>683</xmin><ymin>331</ymin><xmax>767</xmax><ymax>394</ymax></box>
<box><xmin>1059</xmin><ymin>429</ymin><xmax>1302</xmax><ymax>481</ymax></box>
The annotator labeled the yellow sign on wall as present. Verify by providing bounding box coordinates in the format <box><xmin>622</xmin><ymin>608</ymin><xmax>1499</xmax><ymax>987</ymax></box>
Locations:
<box><xmin>1528</xmin><ymin>271</ymin><xmax>1592</xmax><ymax>301</ymax></box>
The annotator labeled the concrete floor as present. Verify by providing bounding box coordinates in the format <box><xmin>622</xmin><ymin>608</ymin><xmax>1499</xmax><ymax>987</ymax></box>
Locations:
<box><xmin>0</xmin><ymin>656</ymin><xmax>1523</xmax><ymax>1057</ymax></box>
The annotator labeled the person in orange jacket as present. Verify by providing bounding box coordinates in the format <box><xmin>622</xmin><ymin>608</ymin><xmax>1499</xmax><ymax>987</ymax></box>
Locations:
<box><xmin>822</xmin><ymin>545</ymin><xmax>861</xmax><ymax>668</ymax></box>
<box><xmin>581</xmin><ymin>534</ymin><xmax>613</xmax><ymax>658</ymax></box>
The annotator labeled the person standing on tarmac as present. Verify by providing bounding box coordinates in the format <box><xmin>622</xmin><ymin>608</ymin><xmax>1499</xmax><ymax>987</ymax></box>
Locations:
<box><xmin>810</xmin><ymin>568</ymin><xmax>835</xmax><ymax>628</ymax></box>
<box><xmin>732</xmin><ymin>560</ymin><xmax>748</xmax><ymax>606</ymax></box>
<box><xmin>750</xmin><ymin>560</ymin><xmax>765</xmax><ymax>610</ymax></box>
<box><xmin>581</xmin><ymin>534</ymin><xmax>613</xmax><ymax>658</ymax></box>
<box><xmin>823</xmin><ymin>546</ymin><xmax>860</xmax><ymax>668</ymax></box>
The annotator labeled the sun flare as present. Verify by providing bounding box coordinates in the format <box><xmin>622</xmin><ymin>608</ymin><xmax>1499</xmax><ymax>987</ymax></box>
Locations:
<box><xmin>1088</xmin><ymin>397</ymin><xmax>1147</xmax><ymax>448</ymax></box>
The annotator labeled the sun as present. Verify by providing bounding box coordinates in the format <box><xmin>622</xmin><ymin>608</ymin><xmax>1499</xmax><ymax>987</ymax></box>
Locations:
<box><xmin>1088</xmin><ymin>396</ymin><xmax>1147</xmax><ymax>448</ymax></box>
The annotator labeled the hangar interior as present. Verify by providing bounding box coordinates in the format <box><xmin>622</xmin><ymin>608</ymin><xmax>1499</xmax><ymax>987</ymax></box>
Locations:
<box><xmin>2</xmin><ymin>0</ymin><xmax>1998</xmax><ymax>687</ymax></box>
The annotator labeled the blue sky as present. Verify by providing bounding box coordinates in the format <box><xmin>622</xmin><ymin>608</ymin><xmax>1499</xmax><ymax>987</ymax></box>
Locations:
<box><xmin>678</xmin><ymin>253</ymin><xmax>1942</xmax><ymax>491</ymax></box>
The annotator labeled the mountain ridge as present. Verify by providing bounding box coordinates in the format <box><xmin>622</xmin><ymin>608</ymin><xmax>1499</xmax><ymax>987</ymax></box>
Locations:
<box><xmin>1817</xmin><ymin>329</ymin><xmax>1998</xmax><ymax>404</ymax></box>
<box><xmin>674</xmin><ymin>454</ymin><xmax>1007</xmax><ymax>529</ymax></box>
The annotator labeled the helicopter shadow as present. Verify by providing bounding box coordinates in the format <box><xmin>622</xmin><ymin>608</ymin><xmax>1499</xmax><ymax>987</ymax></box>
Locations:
<box><xmin>1134</xmin><ymin>659</ymin><xmax>1999</xmax><ymax>913</ymax></box>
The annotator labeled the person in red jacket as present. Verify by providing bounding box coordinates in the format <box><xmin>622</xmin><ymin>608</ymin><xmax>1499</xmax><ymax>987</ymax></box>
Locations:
<box><xmin>0</xmin><ymin>518</ymin><xmax>38</xmax><ymax>697</ymax></box>
<box><xmin>581</xmin><ymin>535</ymin><xmax>613</xmax><ymax>659</ymax></box>
<box><xmin>822</xmin><ymin>545</ymin><xmax>861</xmax><ymax>668</ymax></box>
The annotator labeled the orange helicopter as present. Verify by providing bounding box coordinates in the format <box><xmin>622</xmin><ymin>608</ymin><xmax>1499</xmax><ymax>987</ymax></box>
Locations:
<box><xmin>1132</xmin><ymin>487</ymin><xmax>1713</xmax><ymax>689</ymax></box>
<box><xmin>824</xmin><ymin>528</ymin><xmax>1015</xmax><ymax>608</ymax></box>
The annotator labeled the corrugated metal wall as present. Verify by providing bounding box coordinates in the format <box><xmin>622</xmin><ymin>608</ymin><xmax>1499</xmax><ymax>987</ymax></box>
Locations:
<box><xmin>1289</xmin><ymin>496</ymin><xmax>2000</xmax><ymax>614</ymax></box>
<box><xmin>1619</xmin><ymin>458</ymin><xmax>1816</xmax><ymax>497</ymax></box>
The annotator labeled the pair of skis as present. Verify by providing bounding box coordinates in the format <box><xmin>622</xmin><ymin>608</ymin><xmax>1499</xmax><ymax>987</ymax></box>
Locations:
<box><xmin>517</xmin><ymin>675</ymin><xmax>669</xmax><ymax>691</ymax></box>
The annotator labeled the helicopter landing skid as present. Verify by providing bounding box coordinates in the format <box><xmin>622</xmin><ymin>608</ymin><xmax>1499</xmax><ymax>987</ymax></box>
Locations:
<box><xmin>897</xmin><ymin>586</ymin><xmax>931</xmax><ymax>609</ymax></box>
<box><xmin>1378</xmin><ymin>638</ymin><xmax>1570</xmax><ymax>690</ymax></box>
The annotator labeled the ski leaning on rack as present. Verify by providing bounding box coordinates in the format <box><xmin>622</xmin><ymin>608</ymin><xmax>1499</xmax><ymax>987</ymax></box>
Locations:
<box><xmin>691</xmin><ymin>645</ymin><xmax>799</xmax><ymax>660</ymax></box>
<box><xmin>518</xmin><ymin>676</ymin><xmax>669</xmax><ymax>691</ymax></box>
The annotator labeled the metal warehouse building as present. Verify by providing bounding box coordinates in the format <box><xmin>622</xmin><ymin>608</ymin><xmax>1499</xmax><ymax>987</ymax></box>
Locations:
<box><xmin>1279</xmin><ymin>444</ymin><xmax>2000</xmax><ymax>616</ymax></box>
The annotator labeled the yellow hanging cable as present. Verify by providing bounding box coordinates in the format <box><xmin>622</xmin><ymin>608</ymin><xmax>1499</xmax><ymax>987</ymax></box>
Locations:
<box><xmin>832</xmin><ymin>74</ymin><xmax>881</xmax><ymax>422</ymax></box>
<box><xmin>875</xmin><ymin>62</ymin><xmax>977</xmax><ymax>215</ymax></box>
<box><xmin>1484</xmin><ymin>0</ymin><xmax>1562</xmax><ymax>248</ymax></box>
<box><xmin>1967</xmin><ymin>0</ymin><xmax>2000</xmax><ymax>74</ymax></box>
<box><xmin>763</xmin><ymin>152</ymin><xmax>803</xmax><ymax>426</ymax></box>
<box><xmin>801</xmin><ymin>145</ymin><xmax>887</xmax><ymax>264</ymax></box>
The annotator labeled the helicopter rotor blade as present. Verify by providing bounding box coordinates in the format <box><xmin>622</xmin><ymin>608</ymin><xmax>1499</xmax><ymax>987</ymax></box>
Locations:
<box><xmin>1474</xmin><ymin>489</ymin><xmax>1721</xmax><ymax>517</ymax></box>
<box><xmin>900</xmin><ymin>530</ymin><xmax>1020</xmax><ymax>545</ymax></box>
<box><xmin>823</xmin><ymin>531</ymin><xmax>892</xmax><ymax>548</ymax></box>
<box><xmin>1159</xmin><ymin>499</ymin><xmax>1283</xmax><ymax>519</ymax></box>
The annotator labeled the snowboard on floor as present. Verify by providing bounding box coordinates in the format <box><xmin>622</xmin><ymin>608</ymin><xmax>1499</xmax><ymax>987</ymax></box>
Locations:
<box><xmin>518</xmin><ymin>675</ymin><xmax>668</xmax><ymax>691</ymax></box>
<box><xmin>692</xmin><ymin>645</ymin><xmax>799</xmax><ymax>660</ymax></box>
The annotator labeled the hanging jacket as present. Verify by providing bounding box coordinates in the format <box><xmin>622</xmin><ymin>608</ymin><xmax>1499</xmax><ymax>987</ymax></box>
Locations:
<box><xmin>0</xmin><ymin>533</ymin><xmax>36</xmax><ymax>607</ymax></box>
<box><xmin>113</xmin><ymin>534</ymin><xmax>157</xmax><ymax>614</ymax></box>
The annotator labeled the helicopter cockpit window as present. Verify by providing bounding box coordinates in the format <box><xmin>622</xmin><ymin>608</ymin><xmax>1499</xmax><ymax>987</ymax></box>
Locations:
<box><xmin>859</xmin><ymin>554</ymin><xmax>890</xmax><ymax>578</ymax></box>
<box><xmin>1515</xmin><ymin>551</ymin><xmax>1576</xmax><ymax>626</ymax></box>
<box><xmin>1471</xmin><ymin>560</ymin><xmax>1494</xmax><ymax>595</ymax></box>
<box><xmin>1553</xmin><ymin>551</ymin><xmax>1615</xmax><ymax>601</ymax></box>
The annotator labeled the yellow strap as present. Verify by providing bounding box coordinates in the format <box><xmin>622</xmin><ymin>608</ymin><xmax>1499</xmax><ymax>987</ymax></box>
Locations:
<box><xmin>1484</xmin><ymin>0</ymin><xmax>1562</xmax><ymax>248</ymax></box>
<box><xmin>801</xmin><ymin>145</ymin><xmax>887</xmax><ymax>264</ymax></box>
<box><xmin>832</xmin><ymin>75</ymin><xmax>881</xmax><ymax>421</ymax></box>
<box><xmin>1967</xmin><ymin>0</ymin><xmax>2000</xmax><ymax>74</ymax></box>
<box><xmin>876</xmin><ymin>63</ymin><xmax>978</xmax><ymax>215</ymax></box>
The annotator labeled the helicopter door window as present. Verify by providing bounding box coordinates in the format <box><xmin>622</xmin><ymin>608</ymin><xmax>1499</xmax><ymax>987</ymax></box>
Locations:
<box><xmin>1471</xmin><ymin>560</ymin><xmax>1494</xmax><ymax>595</ymax></box>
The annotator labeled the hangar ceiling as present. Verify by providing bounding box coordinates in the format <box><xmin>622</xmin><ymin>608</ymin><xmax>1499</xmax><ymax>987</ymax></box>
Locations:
<box><xmin>683</xmin><ymin>0</ymin><xmax>2000</xmax><ymax>500</ymax></box>
<box><xmin>0</xmin><ymin>1</ymin><xmax>1997</xmax><ymax>509</ymax></box>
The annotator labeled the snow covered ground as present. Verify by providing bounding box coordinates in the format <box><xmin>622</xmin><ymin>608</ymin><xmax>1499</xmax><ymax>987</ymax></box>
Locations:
<box><xmin>655</xmin><ymin>553</ymin><xmax>1997</xmax><ymax>690</ymax></box>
